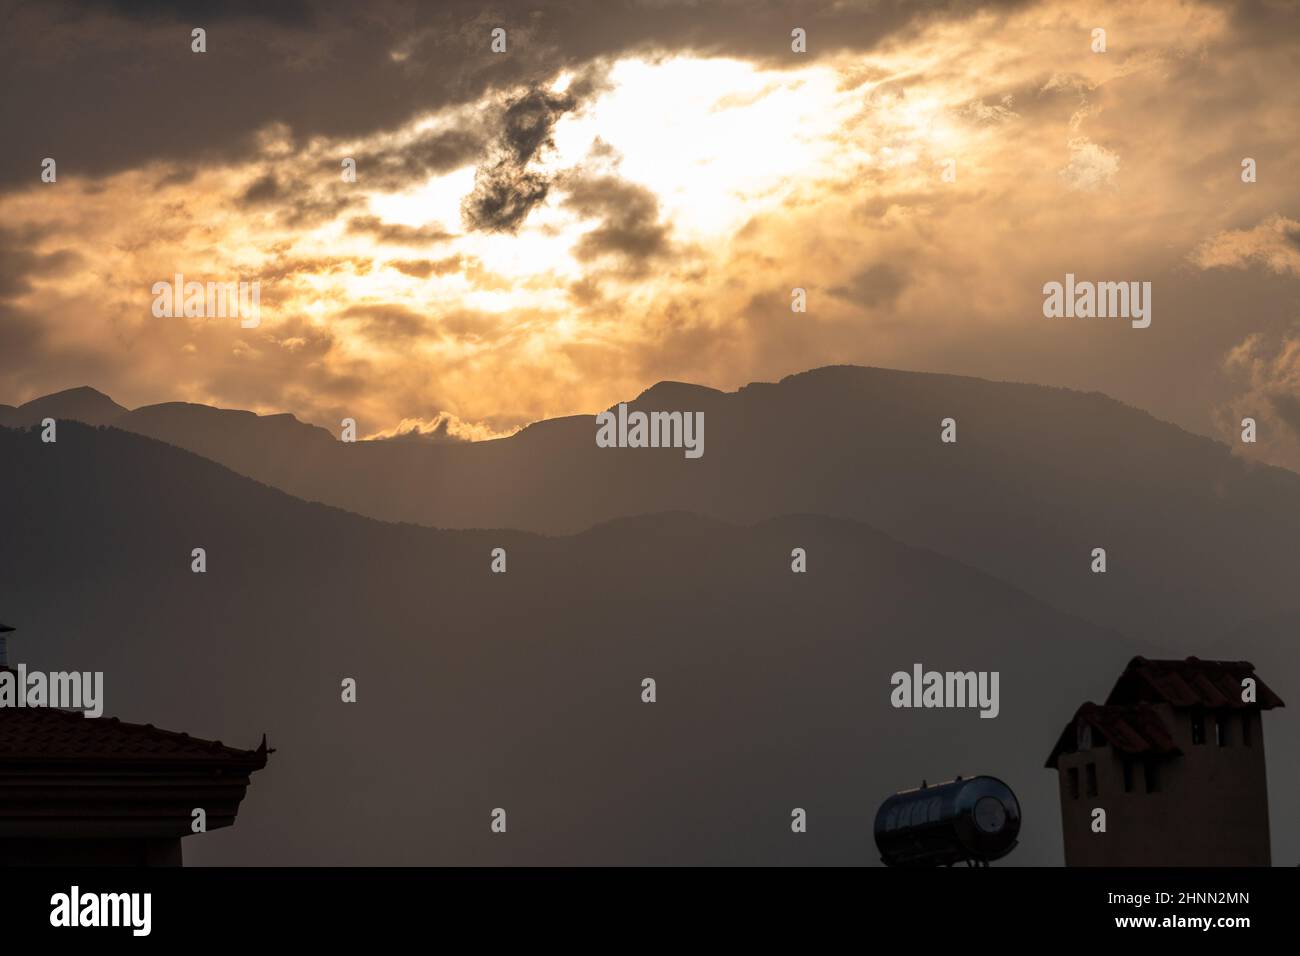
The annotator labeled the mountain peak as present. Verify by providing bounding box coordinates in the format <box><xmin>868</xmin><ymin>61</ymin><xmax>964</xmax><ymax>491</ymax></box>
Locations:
<box><xmin>26</xmin><ymin>385</ymin><xmax>116</xmax><ymax>403</ymax></box>
<box><xmin>631</xmin><ymin>380</ymin><xmax>725</xmax><ymax>406</ymax></box>
<box><xmin>12</xmin><ymin>386</ymin><xmax>128</xmax><ymax>426</ymax></box>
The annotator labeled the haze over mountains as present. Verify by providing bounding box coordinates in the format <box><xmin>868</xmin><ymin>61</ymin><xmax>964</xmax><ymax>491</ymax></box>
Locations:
<box><xmin>0</xmin><ymin>421</ymin><xmax>1140</xmax><ymax>865</ymax></box>
<box><xmin>2</xmin><ymin>366</ymin><xmax>1296</xmax><ymax>864</ymax></box>
<box><xmin>8</xmin><ymin>366</ymin><xmax>1300</xmax><ymax>645</ymax></box>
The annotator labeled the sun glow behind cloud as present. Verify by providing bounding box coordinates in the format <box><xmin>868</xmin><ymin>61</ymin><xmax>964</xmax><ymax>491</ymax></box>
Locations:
<box><xmin>230</xmin><ymin>50</ymin><xmax>921</xmax><ymax>403</ymax></box>
<box><xmin>0</xmin><ymin>44</ymin><xmax>991</xmax><ymax>432</ymax></box>
<box><xmin>360</xmin><ymin>55</ymin><xmax>883</xmax><ymax>289</ymax></box>
<box><xmin>10</xmin><ymin>0</ymin><xmax>1294</xmax><ymax>468</ymax></box>
<box><xmin>550</xmin><ymin>57</ymin><xmax>867</xmax><ymax>239</ymax></box>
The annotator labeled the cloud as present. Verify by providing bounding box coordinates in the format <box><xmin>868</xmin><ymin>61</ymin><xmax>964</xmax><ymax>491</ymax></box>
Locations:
<box><xmin>0</xmin><ymin>227</ymin><xmax>85</xmax><ymax>298</ymax></box>
<box><xmin>340</xmin><ymin>303</ymin><xmax>435</xmax><ymax>345</ymax></box>
<box><xmin>252</xmin><ymin>255</ymin><xmax>374</xmax><ymax>284</ymax></box>
<box><xmin>67</xmin><ymin>0</ymin><xmax>318</xmax><ymax>25</ymax></box>
<box><xmin>387</xmin><ymin>256</ymin><xmax>464</xmax><ymax>278</ymax></box>
<box><xmin>354</xmin><ymin>126</ymin><xmax>487</xmax><ymax>191</ymax></box>
<box><xmin>237</xmin><ymin>168</ymin><xmax>360</xmax><ymax>227</ymax></box>
<box><xmin>830</xmin><ymin>263</ymin><xmax>907</xmax><ymax>308</ymax></box>
<box><xmin>963</xmin><ymin>97</ymin><xmax>1019</xmax><ymax>124</ymax></box>
<box><xmin>435</xmin><ymin>308</ymin><xmax>510</xmax><ymax>344</ymax></box>
<box><xmin>1219</xmin><ymin>329</ymin><xmax>1300</xmax><ymax>467</ymax></box>
<box><xmin>1191</xmin><ymin>215</ymin><xmax>1300</xmax><ymax>276</ymax></box>
<box><xmin>240</xmin><ymin>174</ymin><xmax>282</xmax><ymax>204</ymax></box>
<box><xmin>346</xmin><ymin>216</ymin><xmax>455</xmax><ymax>245</ymax></box>
<box><xmin>1059</xmin><ymin>138</ymin><xmax>1120</xmax><ymax>190</ymax></box>
<box><xmin>365</xmin><ymin>411</ymin><xmax>505</xmax><ymax>443</ymax></box>
<box><xmin>561</xmin><ymin>173</ymin><xmax>673</xmax><ymax>274</ymax></box>
<box><xmin>460</xmin><ymin>87</ymin><xmax>581</xmax><ymax>233</ymax></box>
<box><xmin>460</xmin><ymin>162</ymin><xmax>552</xmax><ymax>233</ymax></box>
<box><xmin>6</xmin><ymin>0</ymin><xmax>1300</xmax><ymax>472</ymax></box>
<box><xmin>0</xmin><ymin>0</ymin><xmax>1035</xmax><ymax>194</ymax></box>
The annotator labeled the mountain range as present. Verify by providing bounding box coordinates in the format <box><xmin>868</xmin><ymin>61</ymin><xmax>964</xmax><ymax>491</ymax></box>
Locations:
<box><xmin>1</xmin><ymin>366</ymin><xmax>1296</xmax><ymax>864</ymax></box>
<box><xmin>7</xmin><ymin>367</ymin><xmax>1300</xmax><ymax>644</ymax></box>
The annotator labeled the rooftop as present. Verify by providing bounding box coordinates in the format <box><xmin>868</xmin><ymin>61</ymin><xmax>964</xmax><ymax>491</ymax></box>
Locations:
<box><xmin>1045</xmin><ymin>701</ymin><xmax>1180</xmax><ymax>769</ymax></box>
<box><xmin>1107</xmin><ymin>656</ymin><xmax>1284</xmax><ymax>711</ymax></box>
<box><xmin>1045</xmin><ymin>656</ymin><xmax>1284</xmax><ymax>769</ymax></box>
<box><xmin>0</xmin><ymin>667</ymin><xmax>268</xmax><ymax>770</ymax></box>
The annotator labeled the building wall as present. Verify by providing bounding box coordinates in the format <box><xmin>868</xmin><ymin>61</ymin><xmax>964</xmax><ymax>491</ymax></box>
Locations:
<box><xmin>1057</xmin><ymin>706</ymin><xmax>1271</xmax><ymax>866</ymax></box>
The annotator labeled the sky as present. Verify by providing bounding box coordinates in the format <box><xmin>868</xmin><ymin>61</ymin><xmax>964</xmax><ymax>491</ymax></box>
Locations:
<box><xmin>2</xmin><ymin>0</ymin><xmax>1299</xmax><ymax>469</ymax></box>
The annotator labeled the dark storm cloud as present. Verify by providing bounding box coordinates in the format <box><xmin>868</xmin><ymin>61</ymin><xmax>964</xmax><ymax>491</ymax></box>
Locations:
<box><xmin>460</xmin><ymin>87</ymin><xmax>579</xmax><ymax>233</ymax></box>
<box><xmin>500</xmin><ymin>87</ymin><xmax>579</xmax><ymax>164</ymax></box>
<box><xmin>1</xmin><ymin>0</ymin><xmax>522</xmax><ymax>192</ymax></box>
<box><xmin>0</xmin><ymin>0</ymin><xmax>1030</xmax><ymax>192</ymax></box>
<box><xmin>460</xmin><ymin>163</ymin><xmax>551</xmax><ymax>233</ymax></box>
<box><xmin>561</xmin><ymin>173</ymin><xmax>672</xmax><ymax>273</ymax></box>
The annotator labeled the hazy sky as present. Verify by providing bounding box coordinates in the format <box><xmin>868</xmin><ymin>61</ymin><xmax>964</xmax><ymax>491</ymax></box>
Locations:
<box><xmin>3</xmin><ymin>0</ymin><xmax>1299</xmax><ymax>468</ymax></box>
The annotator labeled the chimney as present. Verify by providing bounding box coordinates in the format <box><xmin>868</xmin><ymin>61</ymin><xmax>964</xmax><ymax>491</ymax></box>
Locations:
<box><xmin>0</xmin><ymin>623</ymin><xmax>13</xmax><ymax>668</ymax></box>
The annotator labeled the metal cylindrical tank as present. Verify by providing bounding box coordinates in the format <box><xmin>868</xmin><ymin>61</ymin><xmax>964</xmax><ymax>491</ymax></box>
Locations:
<box><xmin>874</xmin><ymin>776</ymin><xmax>1020</xmax><ymax>867</ymax></box>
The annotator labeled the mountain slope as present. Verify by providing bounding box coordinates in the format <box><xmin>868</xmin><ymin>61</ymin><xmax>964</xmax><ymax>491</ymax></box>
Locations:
<box><xmin>118</xmin><ymin>401</ymin><xmax>338</xmax><ymax>492</ymax></box>
<box><xmin>0</xmin><ymin>421</ymin><xmax>1161</xmax><ymax>865</ymax></box>
<box><xmin>17</xmin><ymin>366</ymin><xmax>1300</xmax><ymax>645</ymax></box>
<box><xmin>0</xmin><ymin>386</ymin><xmax>127</xmax><ymax>427</ymax></box>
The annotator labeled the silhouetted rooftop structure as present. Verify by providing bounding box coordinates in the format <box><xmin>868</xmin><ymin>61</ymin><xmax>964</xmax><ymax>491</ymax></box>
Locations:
<box><xmin>1045</xmin><ymin>702</ymin><xmax>1178</xmax><ymax>769</ymax></box>
<box><xmin>1046</xmin><ymin>655</ymin><xmax>1284</xmax><ymax>866</ymax></box>
<box><xmin>1046</xmin><ymin>657</ymin><xmax>1283</xmax><ymax>769</ymax></box>
<box><xmin>1105</xmin><ymin>656</ymin><xmax>1285</xmax><ymax>710</ymax></box>
<box><xmin>0</xmin><ymin>651</ymin><xmax>270</xmax><ymax>865</ymax></box>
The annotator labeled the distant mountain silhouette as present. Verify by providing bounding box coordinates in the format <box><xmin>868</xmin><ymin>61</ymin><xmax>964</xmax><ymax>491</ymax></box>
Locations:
<box><xmin>118</xmin><ymin>402</ymin><xmax>338</xmax><ymax>493</ymax></box>
<box><xmin>0</xmin><ymin>386</ymin><xmax>127</xmax><ymax>427</ymax></box>
<box><xmin>14</xmin><ymin>366</ymin><xmax>1300</xmax><ymax>647</ymax></box>
<box><xmin>0</xmin><ymin>421</ymin><xmax>1164</xmax><ymax>865</ymax></box>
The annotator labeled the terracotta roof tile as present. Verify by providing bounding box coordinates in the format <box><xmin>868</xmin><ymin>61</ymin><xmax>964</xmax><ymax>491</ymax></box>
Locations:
<box><xmin>1045</xmin><ymin>701</ymin><xmax>1181</xmax><ymax>768</ymax></box>
<box><xmin>1107</xmin><ymin>657</ymin><xmax>1284</xmax><ymax>710</ymax></box>
<box><xmin>1046</xmin><ymin>656</ymin><xmax>1284</xmax><ymax>768</ymax></box>
<box><xmin>0</xmin><ymin>669</ymin><xmax>268</xmax><ymax>768</ymax></box>
<box><xmin>1080</xmin><ymin>702</ymin><xmax>1179</xmax><ymax>755</ymax></box>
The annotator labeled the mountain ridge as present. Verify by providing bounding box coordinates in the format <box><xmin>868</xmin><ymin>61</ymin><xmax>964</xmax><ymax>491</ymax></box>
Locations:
<box><xmin>2</xmin><ymin>363</ymin><xmax>1254</xmax><ymax>460</ymax></box>
<box><xmin>5</xmin><ymin>364</ymin><xmax>1300</xmax><ymax>645</ymax></box>
<box><xmin>0</xmin><ymin>420</ymin><xmax>1156</xmax><ymax>865</ymax></box>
